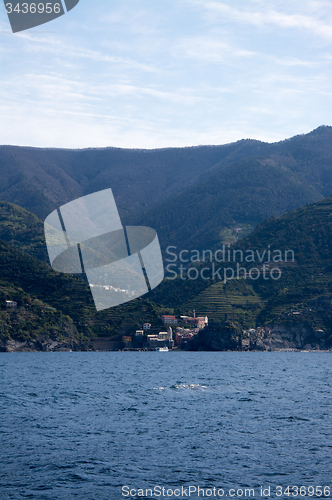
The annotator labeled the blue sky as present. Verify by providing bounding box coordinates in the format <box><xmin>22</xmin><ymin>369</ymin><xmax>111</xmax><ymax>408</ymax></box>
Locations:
<box><xmin>1</xmin><ymin>0</ymin><xmax>331</xmax><ymax>148</ymax></box>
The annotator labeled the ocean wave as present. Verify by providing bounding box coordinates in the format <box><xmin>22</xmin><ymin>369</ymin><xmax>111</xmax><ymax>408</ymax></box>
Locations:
<box><xmin>170</xmin><ymin>383</ymin><xmax>207</xmax><ymax>390</ymax></box>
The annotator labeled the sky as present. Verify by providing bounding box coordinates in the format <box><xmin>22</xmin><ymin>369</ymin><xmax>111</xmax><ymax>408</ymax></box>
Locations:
<box><xmin>0</xmin><ymin>0</ymin><xmax>331</xmax><ymax>149</ymax></box>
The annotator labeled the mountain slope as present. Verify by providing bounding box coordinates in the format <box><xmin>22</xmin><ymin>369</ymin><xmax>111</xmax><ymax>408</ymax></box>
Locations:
<box><xmin>0</xmin><ymin>238</ymin><xmax>174</xmax><ymax>350</ymax></box>
<box><xmin>0</xmin><ymin>201</ymin><xmax>48</xmax><ymax>262</ymax></box>
<box><xmin>1</xmin><ymin>126</ymin><xmax>331</xmax><ymax>254</ymax></box>
<box><xmin>149</xmin><ymin>194</ymin><xmax>332</xmax><ymax>347</ymax></box>
<box><xmin>0</xmin><ymin>127</ymin><xmax>332</xmax><ymax>217</ymax></box>
<box><xmin>136</xmin><ymin>155</ymin><xmax>322</xmax><ymax>251</ymax></box>
<box><xmin>1</xmin><ymin>195</ymin><xmax>332</xmax><ymax>349</ymax></box>
<box><xmin>0</xmin><ymin>139</ymin><xmax>265</xmax><ymax>219</ymax></box>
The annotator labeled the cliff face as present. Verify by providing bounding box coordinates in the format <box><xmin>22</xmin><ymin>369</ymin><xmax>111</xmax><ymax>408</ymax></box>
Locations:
<box><xmin>0</xmin><ymin>305</ymin><xmax>90</xmax><ymax>352</ymax></box>
<box><xmin>1</xmin><ymin>337</ymin><xmax>89</xmax><ymax>353</ymax></box>
<box><xmin>268</xmin><ymin>322</ymin><xmax>329</xmax><ymax>350</ymax></box>
<box><xmin>190</xmin><ymin>321</ymin><xmax>241</xmax><ymax>351</ymax></box>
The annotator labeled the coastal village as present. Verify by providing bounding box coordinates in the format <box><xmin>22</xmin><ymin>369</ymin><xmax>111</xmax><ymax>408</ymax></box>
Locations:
<box><xmin>117</xmin><ymin>312</ymin><xmax>209</xmax><ymax>351</ymax></box>
<box><xmin>2</xmin><ymin>299</ymin><xmax>329</xmax><ymax>352</ymax></box>
<box><xmin>92</xmin><ymin>309</ymin><xmax>326</xmax><ymax>352</ymax></box>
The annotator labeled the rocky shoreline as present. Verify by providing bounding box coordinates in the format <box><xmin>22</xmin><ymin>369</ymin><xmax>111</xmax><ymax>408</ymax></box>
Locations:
<box><xmin>1</xmin><ymin>339</ymin><xmax>331</xmax><ymax>353</ymax></box>
<box><xmin>0</xmin><ymin>338</ymin><xmax>91</xmax><ymax>353</ymax></box>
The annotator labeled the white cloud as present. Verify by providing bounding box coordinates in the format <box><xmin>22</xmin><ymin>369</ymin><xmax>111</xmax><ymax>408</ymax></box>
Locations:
<box><xmin>174</xmin><ymin>37</ymin><xmax>256</xmax><ymax>61</ymax></box>
<box><xmin>14</xmin><ymin>32</ymin><xmax>159</xmax><ymax>73</ymax></box>
<box><xmin>0</xmin><ymin>0</ymin><xmax>331</xmax><ymax>149</ymax></box>
<box><xmin>202</xmin><ymin>2</ymin><xmax>332</xmax><ymax>41</ymax></box>
<box><xmin>272</xmin><ymin>57</ymin><xmax>318</xmax><ymax>68</ymax></box>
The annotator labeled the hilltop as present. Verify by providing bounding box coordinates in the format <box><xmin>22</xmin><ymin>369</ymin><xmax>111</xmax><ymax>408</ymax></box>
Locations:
<box><xmin>1</xmin><ymin>126</ymin><xmax>331</xmax><ymax>253</ymax></box>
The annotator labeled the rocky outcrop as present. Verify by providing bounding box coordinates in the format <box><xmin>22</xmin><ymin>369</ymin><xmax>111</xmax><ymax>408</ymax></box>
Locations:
<box><xmin>191</xmin><ymin>321</ymin><xmax>240</xmax><ymax>351</ymax></box>
<box><xmin>268</xmin><ymin>322</ymin><xmax>329</xmax><ymax>350</ymax></box>
<box><xmin>0</xmin><ymin>336</ymin><xmax>91</xmax><ymax>352</ymax></box>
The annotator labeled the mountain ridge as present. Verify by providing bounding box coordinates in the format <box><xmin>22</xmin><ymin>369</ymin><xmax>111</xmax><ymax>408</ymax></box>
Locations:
<box><xmin>1</xmin><ymin>126</ymin><xmax>331</xmax><ymax>253</ymax></box>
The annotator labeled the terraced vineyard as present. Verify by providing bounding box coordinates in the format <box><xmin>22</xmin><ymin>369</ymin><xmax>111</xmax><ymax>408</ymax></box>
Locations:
<box><xmin>185</xmin><ymin>279</ymin><xmax>265</xmax><ymax>327</ymax></box>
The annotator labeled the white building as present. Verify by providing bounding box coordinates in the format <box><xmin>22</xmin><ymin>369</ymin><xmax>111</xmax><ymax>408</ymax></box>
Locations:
<box><xmin>5</xmin><ymin>301</ymin><xmax>17</xmax><ymax>308</ymax></box>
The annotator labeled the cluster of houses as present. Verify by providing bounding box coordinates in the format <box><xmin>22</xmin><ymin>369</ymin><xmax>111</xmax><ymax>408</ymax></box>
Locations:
<box><xmin>121</xmin><ymin>326</ymin><xmax>174</xmax><ymax>350</ymax></box>
<box><xmin>179</xmin><ymin>315</ymin><xmax>208</xmax><ymax>329</ymax></box>
<box><xmin>161</xmin><ymin>313</ymin><xmax>208</xmax><ymax>329</ymax></box>
<box><xmin>241</xmin><ymin>327</ymin><xmax>272</xmax><ymax>350</ymax></box>
<box><xmin>174</xmin><ymin>328</ymin><xmax>197</xmax><ymax>348</ymax></box>
<box><xmin>121</xmin><ymin>312</ymin><xmax>209</xmax><ymax>350</ymax></box>
<box><xmin>142</xmin><ymin>327</ymin><xmax>174</xmax><ymax>349</ymax></box>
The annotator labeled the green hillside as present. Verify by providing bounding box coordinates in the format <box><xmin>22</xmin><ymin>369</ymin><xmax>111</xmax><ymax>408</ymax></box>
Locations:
<box><xmin>0</xmin><ymin>238</ymin><xmax>174</xmax><ymax>350</ymax></box>
<box><xmin>0</xmin><ymin>284</ymin><xmax>82</xmax><ymax>352</ymax></box>
<box><xmin>0</xmin><ymin>127</ymin><xmax>332</xmax><ymax>348</ymax></box>
<box><xmin>0</xmin><ymin>201</ymin><xmax>48</xmax><ymax>262</ymax></box>
<box><xmin>2</xmin><ymin>194</ymin><xmax>332</xmax><ymax>341</ymax></box>
<box><xmin>237</xmin><ymin>196</ymin><xmax>332</xmax><ymax>330</ymax></box>
<box><xmin>136</xmin><ymin>126</ymin><xmax>332</xmax><ymax>251</ymax></box>
<box><xmin>0</xmin><ymin>139</ymin><xmax>265</xmax><ymax>219</ymax></box>
<box><xmin>184</xmin><ymin>280</ymin><xmax>265</xmax><ymax>327</ymax></box>
<box><xmin>1</xmin><ymin>126</ymin><xmax>332</xmax><ymax>255</ymax></box>
<box><xmin>2</xmin><ymin>165</ymin><xmax>332</xmax><ymax>348</ymax></box>
<box><xmin>150</xmin><ymin>194</ymin><xmax>332</xmax><ymax>346</ymax></box>
<box><xmin>137</xmin><ymin>155</ymin><xmax>322</xmax><ymax>251</ymax></box>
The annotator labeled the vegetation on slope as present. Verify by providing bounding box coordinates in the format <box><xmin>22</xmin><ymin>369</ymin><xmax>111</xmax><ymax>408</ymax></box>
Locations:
<box><xmin>0</xmin><ymin>238</ymin><xmax>174</xmax><ymax>349</ymax></box>
<box><xmin>1</xmin><ymin>126</ymin><xmax>332</xmax><ymax>349</ymax></box>
<box><xmin>138</xmin><ymin>155</ymin><xmax>322</xmax><ymax>251</ymax></box>
<box><xmin>1</xmin><ymin>126</ymin><xmax>331</xmax><ymax>255</ymax></box>
<box><xmin>150</xmin><ymin>194</ymin><xmax>332</xmax><ymax>347</ymax></box>
<box><xmin>0</xmin><ymin>201</ymin><xmax>47</xmax><ymax>261</ymax></box>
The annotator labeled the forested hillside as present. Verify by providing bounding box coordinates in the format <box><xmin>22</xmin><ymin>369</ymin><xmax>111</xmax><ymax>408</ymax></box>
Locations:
<box><xmin>1</xmin><ymin>127</ymin><xmax>332</xmax><ymax>350</ymax></box>
<box><xmin>1</xmin><ymin>126</ymin><xmax>331</xmax><ymax>253</ymax></box>
<box><xmin>0</xmin><ymin>237</ymin><xmax>173</xmax><ymax>350</ymax></box>
<box><xmin>149</xmin><ymin>195</ymin><xmax>332</xmax><ymax>348</ymax></box>
<box><xmin>1</xmin><ymin>194</ymin><xmax>332</xmax><ymax>349</ymax></box>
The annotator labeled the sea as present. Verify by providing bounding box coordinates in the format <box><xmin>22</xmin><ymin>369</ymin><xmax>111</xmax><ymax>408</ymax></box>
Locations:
<box><xmin>0</xmin><ymin>352</ymin><xmax>331</xmax><ymax>500</ymax></box>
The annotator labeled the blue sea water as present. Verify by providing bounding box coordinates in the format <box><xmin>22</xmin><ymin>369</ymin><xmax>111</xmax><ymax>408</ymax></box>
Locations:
<box><xmin>0</xmin><ymin>352</ymin><xmax>331</xmax><ymax>500</ymax></box>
